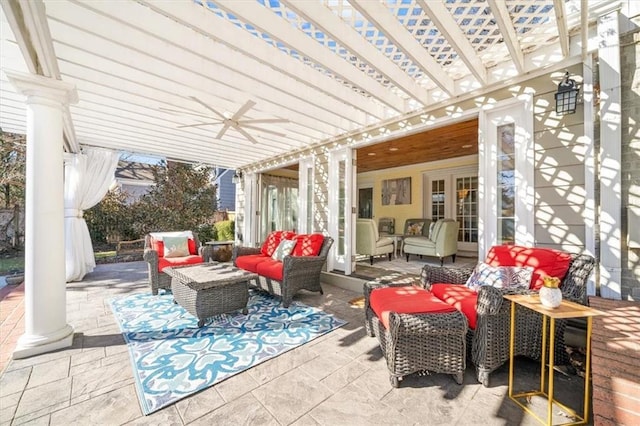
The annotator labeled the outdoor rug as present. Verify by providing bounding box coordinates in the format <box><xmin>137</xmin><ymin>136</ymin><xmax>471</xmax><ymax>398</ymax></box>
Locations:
<box><xmin>109</xmin><ymin>290</ymin><xmax>346</xmax><ymax>415</ymax></box>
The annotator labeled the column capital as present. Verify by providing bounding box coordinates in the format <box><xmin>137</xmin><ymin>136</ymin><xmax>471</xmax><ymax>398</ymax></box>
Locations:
<box><xmin>5</xmin><ymin>70</ymin><xmax>78</xmax><ymax>105</ymax></box>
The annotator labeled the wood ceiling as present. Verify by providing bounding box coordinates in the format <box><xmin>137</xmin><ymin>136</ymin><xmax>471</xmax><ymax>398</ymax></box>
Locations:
<box><xmin>356</xmin><ymin>118</ymin><xmax>478</xmax><ymax>173</ymax></box>
<box><xmin>286</xmin><ymin>118</ymin><xmax>478</xmax><ymax>173</ymax></box>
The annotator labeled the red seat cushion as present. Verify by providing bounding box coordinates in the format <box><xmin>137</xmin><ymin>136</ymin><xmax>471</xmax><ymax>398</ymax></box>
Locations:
<box><xmin>260</xmin><ymin>231</ymin><xmax>297</xmax><ymax>257</ymax></box>
<box><xmin>158</xmin><ymin>255</ymin><xmax>203</xmax><ymax>272</ymax></box>
<box><xmin>255</xmin><ymin>258</ymin><xmax>284</xmax><ymax>281</ymax></box>
<box><xmin>235</xmin><ymin>254</ymin><xmax>270</xmax><ymax>273</ymax></box>
<box><xmin>430</xmin><ymin>284</ymin><xmax>479</xmax><ymax>330</ymax></box>
<box><xmin>370</xmin><ymin>286</ymin><xmax>457</xmax><ymax>330</ymax></box>
<box><xmin>485</xmin><ymin>245</ymin><xmax>572</xmax><ymax>290</ymax></box>
<box><xmin>292</xmin><ymin>233</ymin><xmax>324</xmax><ymax>256</ymax></box>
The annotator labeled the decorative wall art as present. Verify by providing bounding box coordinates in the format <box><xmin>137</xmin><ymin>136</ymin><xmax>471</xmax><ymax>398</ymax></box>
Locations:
<box><xmin>381</xmin><ymin>177</ymin><xmax>411</xmax><ymax>205</ymax></box>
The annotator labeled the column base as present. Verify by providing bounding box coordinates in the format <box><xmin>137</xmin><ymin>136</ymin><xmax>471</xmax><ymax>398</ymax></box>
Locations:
<box><xmin>12</xmin><ymin>324</ymin><xmax>74</xmax><ymax>359</ymax></box>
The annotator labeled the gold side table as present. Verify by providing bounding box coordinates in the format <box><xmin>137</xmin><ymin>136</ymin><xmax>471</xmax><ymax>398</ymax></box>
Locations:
<box><xmin>504</xmin><ymin>294</ymin><xmax>604</xmax><ymax>426</ymax></box>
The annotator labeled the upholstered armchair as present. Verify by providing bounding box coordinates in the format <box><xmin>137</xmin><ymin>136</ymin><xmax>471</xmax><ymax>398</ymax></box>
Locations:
<box><xmin>403</xmin><ymin>218</ymin><xmax>459</xmax><ymax>265</ymax></box>
<box><xmin>356</xmin><ymin>219</ymin><xmax>395</xmax><ymax>264</ymax></box>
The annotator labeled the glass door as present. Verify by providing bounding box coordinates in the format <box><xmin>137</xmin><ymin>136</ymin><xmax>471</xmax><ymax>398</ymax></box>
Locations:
<box><xmin>328</xmin><ymin>147</ymin><xmax>355</xmax><ymax>274</ymax></box>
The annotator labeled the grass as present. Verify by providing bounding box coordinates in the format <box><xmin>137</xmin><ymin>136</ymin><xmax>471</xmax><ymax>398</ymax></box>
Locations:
<box><xmin>0</xmin><ymin>257</ymin><xmax>25</xmax><ymax>276</ymax></box>
<box><xmin>1</xmin><ymin>251</ymin><xmax>117</xmax><ymax>276</ymax></box>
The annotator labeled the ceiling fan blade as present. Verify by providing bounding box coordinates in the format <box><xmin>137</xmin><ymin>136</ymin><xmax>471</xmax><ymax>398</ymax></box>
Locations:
<box><xmin>234</xmin><ymin>125</ymin><xmax>260</xmax><ymax>144</ymax></box>
<box><xmin>241</xmin><ymin>124</ymin><xmax>287</xmax><ymax>137</ymax></box>
<box><xmin>231</xmin><ymin>100</ymin><xmax>256</xmax><ymax>121</ymax></box>
<box><xmin>238</xmin><ymin>118</ymin><xmax>289</xmax><ymax>124</ymax></box>
<box><xmin>216</xmin><ymin>122</ymin><xmax>232</xmax><ymax>139</ymax></box>
<box><xmin>160</xmin><ymin>107</ymin><xmax>214</xmax><ymax>120</ymax></box>
<box><xmin>189</xmin><ymin>96</ymin><xmax>227</xmax><ymax>120</ymax></box>
<box><xmin>177</xmin><ymin>122</ymin><xmax>222</xmax><ymax>129</ymax></box>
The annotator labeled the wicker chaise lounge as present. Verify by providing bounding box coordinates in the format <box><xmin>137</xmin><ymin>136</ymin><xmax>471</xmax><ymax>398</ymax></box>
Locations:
<box><xmin>421</xmin><ymin>251</ymin><xmax>596</xmax><ymax>386</ymax></box>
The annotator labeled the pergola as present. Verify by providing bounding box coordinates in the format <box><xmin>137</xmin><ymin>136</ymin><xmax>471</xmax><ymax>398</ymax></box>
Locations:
<box><xmin>0</xmin><ymin>0</ymin><xmax>630</xmax><ymax>358</ymax></box>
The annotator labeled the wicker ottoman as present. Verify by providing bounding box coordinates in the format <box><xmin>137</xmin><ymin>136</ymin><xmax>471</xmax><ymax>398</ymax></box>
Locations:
<box><xmin>164</xmin><ymin>262</ymin><xmax>258</xmax><ymax>327</ymax></box>
<box><xmin>364</xmin><ymin>281</ymin><xmax>468</xmax><ymax>387</ymax></box>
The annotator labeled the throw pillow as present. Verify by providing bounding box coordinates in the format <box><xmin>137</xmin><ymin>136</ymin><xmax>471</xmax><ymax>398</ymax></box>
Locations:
<box><xmin>271</xmin><ymin>239</ymin><xmax>296</xmax><ymax>261</ymax></box>
<box><xmin>407</xmin><ymin>222</ymin><xmax>423</xmax><ymax>236</ymax></box>
<box><xmin>163</xmin><ymin>236</ymin><xmax>190</xmax><ymax>258</ymax></box>
<box><xmin>292</xmin><ymin>233</ymin><xmax>325</xmax><ymax>256</ymax></box>
<box><xmin>465</xmin><ymin>262</ymin><xmax>533</xmax><ymax>292</ymax></box>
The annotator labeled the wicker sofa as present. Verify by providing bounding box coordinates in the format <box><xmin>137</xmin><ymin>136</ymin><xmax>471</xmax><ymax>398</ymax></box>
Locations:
<box><xmin>420</xmin><ymin>245</ymin><xmax>596</xmax><ymax>386</ymax></box>
<box><xmin>233</xmin><ymin>232</ymin><xmax>334</xmax><ymax>307</ymax></box>
<box><xmin>143</xmin><ymin>231</ymin><xmax>212</xmax><ymax>295</ymax></box>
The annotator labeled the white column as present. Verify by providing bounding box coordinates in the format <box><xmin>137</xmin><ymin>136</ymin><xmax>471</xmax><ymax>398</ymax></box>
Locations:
<box><xmin>597</xmin><ymin>8</ymin><xmax>622</xmax><ymax>300</ymax></box>
<box><xmin>6</xmin><ymin>71</ymin><xmax>79</xmax><ymax>358</ymax></box>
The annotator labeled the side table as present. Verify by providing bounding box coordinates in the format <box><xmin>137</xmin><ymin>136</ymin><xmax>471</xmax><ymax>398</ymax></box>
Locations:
<box><xmin>504</xmin><ymin>294</ymin><xmax>604</xmax><ymax>426</ymax></box>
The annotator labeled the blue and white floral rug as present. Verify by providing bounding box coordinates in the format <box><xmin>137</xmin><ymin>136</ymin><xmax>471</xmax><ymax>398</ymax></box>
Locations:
<box><xmin>109</xmin><ymin>290</ymin><xmax>346</xmax><ymax>415</ymax></box>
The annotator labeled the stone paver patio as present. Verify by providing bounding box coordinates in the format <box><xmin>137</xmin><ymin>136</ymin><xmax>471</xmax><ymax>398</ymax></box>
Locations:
<box><xmin>0</xmin><ymin>261</ymin><xmax>590</xmax><ymax>425</ymax></box>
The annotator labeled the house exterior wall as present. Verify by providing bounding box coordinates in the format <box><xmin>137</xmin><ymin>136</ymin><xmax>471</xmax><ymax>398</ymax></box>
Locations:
<box><xmin>621</xmin><ymin>23</ymin><xmax>640</xmax><ymax>300</ymax></box>
<box><xmin>237</xmin><ymin>41</ymin><xmax>639</xmax><ymax>299</ymax></box>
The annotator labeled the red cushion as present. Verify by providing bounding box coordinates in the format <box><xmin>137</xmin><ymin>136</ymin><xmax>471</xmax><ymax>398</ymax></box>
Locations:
<box><xmin>370</xmin><ymin>286</ymin><xmax>456</xmax><ymax>330</ymax></box>
<box><xmin>260</xmin><ymin>231</ymin><xmax>297</xmax><ymax>257</ymax></box>
<box><xmin>188</xmin><ymin>238</ymin><xmax>197</xmax><ymax>255</ymax></box>
<box><xmin>235</xmin><ymin>254</ymin><xmax>270</xmax><ymax>273</ymax></box>
<box><xmin>152</xmin><ymin>239</ymin><xmax>164</xmax><ymax>258</ymax></box>
<box><xmin>485</xmin><ymin>245</ymin><xmax>572</xmax><ymax>290</ymax></box>
<box><xmin>255</xmin><ymin>258</ymin><xmax>284</xmax><ymax>281</ymax></box>
<box><xmin>431</xmin><ymin>284</ymin><xmax>479</xmax><ymax>330</ymax></box>
<box><xmin>158</xmin><ymin>255</ymin><xmax>203</xmax><ymax>272</ymax></box>
<box><xmin>292</xmin><ymin>233</ymin><xmax>324</xmax><ymax>256</ymax></box>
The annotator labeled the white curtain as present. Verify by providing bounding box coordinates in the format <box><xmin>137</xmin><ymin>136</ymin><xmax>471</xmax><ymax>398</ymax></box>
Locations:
<box><xmin>64</xmin><ymin>147</ymin><xmax>120</xmax><ymax>282</ymax></box>
<box><xmin>260</xmin><ymin>174</ymin><xmax>298</xmax><ymax>241</ymax></box>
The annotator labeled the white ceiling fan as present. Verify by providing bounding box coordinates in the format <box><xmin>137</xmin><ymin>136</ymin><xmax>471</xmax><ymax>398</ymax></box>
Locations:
<box><xmin>162</xmin><ymin>96</ymin><xmax>288</xmax><ymax>144</ymax></box>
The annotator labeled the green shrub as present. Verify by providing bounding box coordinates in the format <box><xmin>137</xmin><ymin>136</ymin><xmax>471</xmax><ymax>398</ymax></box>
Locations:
<box><xmin>214</xmin><ymin>220</ymin><xmax>235</xmax><ymax>241</ymax></box>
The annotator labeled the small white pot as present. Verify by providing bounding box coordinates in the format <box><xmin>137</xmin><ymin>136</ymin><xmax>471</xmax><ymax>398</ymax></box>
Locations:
<box><xmin>539</xmin><ymin>286</ymin><xmax>562</xmax><ymax>308</ymax></box>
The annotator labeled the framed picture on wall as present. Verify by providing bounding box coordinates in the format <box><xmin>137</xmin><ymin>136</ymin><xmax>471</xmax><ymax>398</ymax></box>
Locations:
<box><xmin>381</xmin><ymin>177</ymin><xmax>411</xmax><ymax>205</ymax></box>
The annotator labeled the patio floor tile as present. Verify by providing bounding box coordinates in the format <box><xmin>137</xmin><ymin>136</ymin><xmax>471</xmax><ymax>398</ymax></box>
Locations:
<box><xmin>251</xmin><ymin>368</ymin><xmax>333</xmax><ymax>425</ymax></box>
<box><xmin>188</xmin><ymin>392</ymin><xmax>278</xmax><ymax>425</ymax></box>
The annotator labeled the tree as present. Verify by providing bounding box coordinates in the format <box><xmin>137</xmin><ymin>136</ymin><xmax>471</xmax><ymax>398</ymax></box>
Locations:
<box><xmin>132</xmin><ymin>161</ymin><xmax>217</xmax><ymax>237</ymax></box>
<box><xmin>0</xmin><ymin>132</ymin><xmax>26</xmax><ymax>209</ymax></box>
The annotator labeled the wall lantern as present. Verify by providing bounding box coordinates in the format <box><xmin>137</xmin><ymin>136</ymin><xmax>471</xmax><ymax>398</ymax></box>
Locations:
<box><xmin>232</xmin><ymin>170</ymin><xmax>243</xmax><ymax>184</ymax></box>
<box><xmin>555</xmin><ymin>71</ymin><xmax>579</xmax><ymax>115</ymax></box>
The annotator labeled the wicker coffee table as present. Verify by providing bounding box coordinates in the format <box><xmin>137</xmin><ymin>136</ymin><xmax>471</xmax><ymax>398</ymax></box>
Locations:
<box><xmin>164</xmin><ymin>262</ymin><xmax>258</xmax><ymax>327</ymax></box>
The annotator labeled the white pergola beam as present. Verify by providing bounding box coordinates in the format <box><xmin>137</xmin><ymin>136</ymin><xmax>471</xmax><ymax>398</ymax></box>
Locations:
<box><xmin>139</xmin><ymin>0</ymin><xmax>388</xmax><ymax>120</ymax></box>
<box><xmin>351</xmin><ymin>0</ymin><xmax>455</xmax><ymax>97</ymax></box>
<box><xmin>553</xmin><ymin>0</ymin><xmax>570</xmax><ymax>57</ymax></box>
<box><xmin>3</xmin><ymin>0</ymin><xmax>79</xmax><ymax>151</ymax></box>
<box><xmin>211</xmin><ymin>0</ymin><xmax>407</xmax><ymax>112</ymax></box>
<box><xmin>45</xmin><ymin>2</ymin><xmax>353</xmax><ymax>135</ymax></box>
<box><xmin>487</xmin><ymin>0</ymin><xmax>525</xmax><ymax>73</ymax></box>
<box><xmin>282</xmin><ymin>0</ymin><xmax>430</xmax><ymax>105</ymax></box>
<box><xmin>416</xmin><ymin>0</ymin><xmax>487</xmax><ymax>85</ymax></box>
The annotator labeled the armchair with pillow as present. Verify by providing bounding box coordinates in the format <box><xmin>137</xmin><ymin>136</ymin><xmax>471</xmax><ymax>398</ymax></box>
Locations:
<box><xmin>143</xmin><ymin>231</ymin><xmax>211</xmax><ymax>295</ymax></box>
<box><xmin>403</xmin><ymin>218</ymin><xmax>459</xmax><ymax>265</ymax></box>
<box><xmin>233</xmin><ymin>231</ymin><xmax>334</xmax><ymax>307</ymax></box>
<box><xmin>420</xmin><ymin>245</ymin><xmax>596</xmax><ymax>386</ymax></box>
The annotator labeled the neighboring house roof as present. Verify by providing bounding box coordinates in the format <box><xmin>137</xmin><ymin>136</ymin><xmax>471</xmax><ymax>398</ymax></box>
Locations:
<box><xmin>114</xmin><ymin>161</ymin><xmax>156</xmax><ymax>183</ymax></box>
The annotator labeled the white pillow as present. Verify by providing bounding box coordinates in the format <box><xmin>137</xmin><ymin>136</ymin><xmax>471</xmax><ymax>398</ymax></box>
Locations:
<box><xmin>149</xmin><ymin>231</ymin><xmax>193</xmax><ymax>241</ymax></box>
<box><xmin>465</xmin><ymin>262</ymin><xmax>533</xmax><ymax>292</ymax></box>
<box><xmin>271</xmin><ymin>239</ymin><xmax>296</xmax><ymax>261</ymax></box>
<box><xmin>163</xmin><ymin>236</ymin><xmax>190</xmax><ymax>258</ymax></box>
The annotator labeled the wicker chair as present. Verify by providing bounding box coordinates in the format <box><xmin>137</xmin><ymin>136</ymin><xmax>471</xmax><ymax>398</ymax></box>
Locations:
<box><xmin>143</xmin><ymin>231</ymin><xmax>211</xmax><ymax>295</ymax></box>
<box><xmin>232</xmin><ymin>236</ymin><xmax>333</xmax><ymax>307</ymax></box>
<box><xmin>420</xmin><ymin>253</ymin><xmax>596</xmax><ymax>386</ymax></box>
<box><xmin>364</xmin><ymin>280</ymin><xmax>468</xmax><ymax>387</ymax></box>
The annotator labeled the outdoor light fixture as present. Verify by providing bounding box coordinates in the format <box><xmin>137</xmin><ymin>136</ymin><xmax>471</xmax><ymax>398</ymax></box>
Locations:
<box><xmin>555</xmin><ymin>71</ymin><xmax>579</xmax><ymax>115</ymax></box>
<box><xmin>232</xmin><ymin>170</ymin><xmax>242</xmax><ymax>184</ymax></box>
